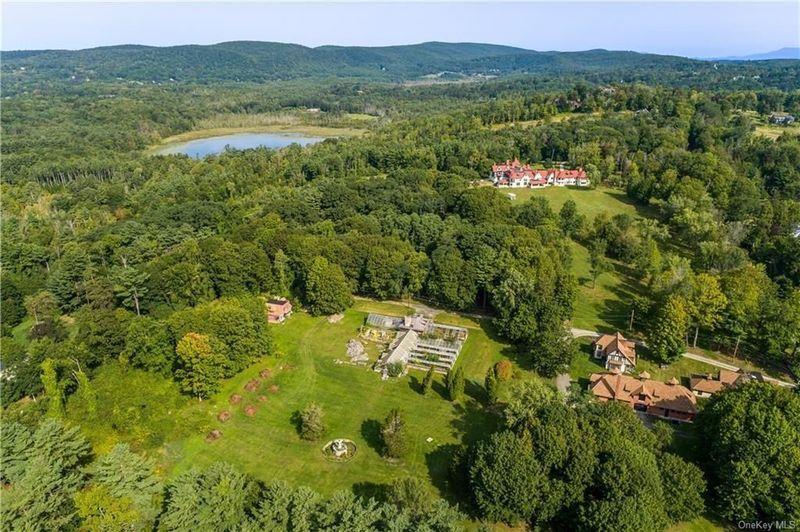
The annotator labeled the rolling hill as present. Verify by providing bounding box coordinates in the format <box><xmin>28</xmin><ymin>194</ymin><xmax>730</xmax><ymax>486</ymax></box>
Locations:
<box><xmin>0</xmin><ymin>41</ymin><xmax>709</xmax><ymax>83</ymax></box>
<box><xmin>709</xmin><ymin>47</ymin><xmax>800</xmax><ymax>61</ymax></box>
<box><xmin>2</xmin><ymin>41</ymin><xmax>798</xmax><ymax>88</ymax></box>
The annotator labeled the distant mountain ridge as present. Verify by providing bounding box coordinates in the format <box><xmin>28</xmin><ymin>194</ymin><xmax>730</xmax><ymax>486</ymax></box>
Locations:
<box><xmin>1</xmin><ymin>40</ymin><xmax>701</xmax><ymax>83</ymax></box>
<box><xmin>2</xmin><ymin>41</ymin><xmax>798</xmax><ymax>87</ymax></box>
<box><xmin>705</xmin><ymin>47</ymin><xmax>800</xmax><ymax>61</ymax></box>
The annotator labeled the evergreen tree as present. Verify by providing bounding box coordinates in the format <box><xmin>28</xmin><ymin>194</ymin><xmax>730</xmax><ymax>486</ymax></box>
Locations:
<box><xmin>111</xmin><ymin>264</ymin><xmax>149</xmax><ymax>315</ymax></box>
<box><xmin>0</xmin><ymin>419</ymin><xmax>92</xmax><ymax>531</ymax></box>
<box><xmin>421</xmin><ymin>366</ymin><xmax>435</xmax><ymax>395</ymax></box>
<box><xmin>316</xmin><ymin>490</ymin><xmax>384</xmax><ymax>530</ymax></box>
<box><xmin>161</xmin><ymin>462</ymin><xmax>258</xmax><ymax>531</ymax></box>
<box><xmin>89</xmin><ymin>444</ymin><xmax>163</xmax><ymax>528</ymax></box>
<box><xmin>485</xmin><ymin>367</ymin><xmax>499</xmax><ymax>404</ymax></box>
<box><xmin>381</xmin><ymin>408</ymin><xmax>408</xmax><ymax>459</ymax></box>
<box><xmin>253</xmin><ymin>481</ymin><xmax>319</xmax><ymax>531</ymax></box>
<box><xmin>446</xmin><ymin>366</ymin><xmax>465</xmax><ymax>401</ymax></box>
<box><xmin>24</xmin><ymin>290</ymin><xmax>65</xmax><ymax>340</ymax></box>
<box><xmin>0</xmin><ymin>423</ymin><xmax>33</xmax><ymax>484</ymax></box>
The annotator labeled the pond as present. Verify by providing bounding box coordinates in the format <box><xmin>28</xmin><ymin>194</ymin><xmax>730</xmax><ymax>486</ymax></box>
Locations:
<box><xmin>153</xmin><ymin>132</ymin><xmax>326</xmax><ymax>158</ymax></box>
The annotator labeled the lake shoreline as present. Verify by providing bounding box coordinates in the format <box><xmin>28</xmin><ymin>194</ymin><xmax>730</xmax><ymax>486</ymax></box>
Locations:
<box><xmin>147</xmin><ymin>124</ymin><xmax>366</xmax><ymax>155</ymax></box>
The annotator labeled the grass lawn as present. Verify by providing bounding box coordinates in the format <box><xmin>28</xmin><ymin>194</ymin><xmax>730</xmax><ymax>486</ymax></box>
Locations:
<box><xmin>568</xmin><ymin>240</ymin><xmax>641</xmax><ymax>332</ymax></box>
<box><xmin>166</xmin><ymin>307</ymin><xmax>516</xmax><ymax>500</ymax></box>
<box><xmin>754</xmin><ymin>123</ymin><xmax>800</xmax><ymax>140</ymax></box>
<box><xmin>11</xmin><ymin>318</ymin><xmax>33</xmax><ymax>346</ymax></box>
<box><xmin>666</xmin><ymin>517</ymin><xmax>723</xmax><ymax>532</ymax></box>
<box><xmin>509</xmin><ymin>184</ymin><xmax>657</xmax><ymax>333</ymax></box>
<box><xmin>509</xmin><ymin>185</ymin><xmax>654</xmax><ymax>220</ymax></box>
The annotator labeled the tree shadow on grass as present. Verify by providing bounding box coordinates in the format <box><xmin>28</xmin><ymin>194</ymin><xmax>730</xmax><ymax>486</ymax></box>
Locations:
<box><xmin>289</xmin><ymin>410</ymin><xmax>303</xmax><ymax>438</ymax></box>
<box><xmin>360</xmin><ymin>418</ymin><xmax>383</xmax><ymax>456</ymax></box>
<box><xmin>449</xmin><ymin>399</ymin><xmax>499</xmax><ymax>446</ymax></box>
<box><xmin>352</xmin><ymin>481</ymin><xmax>389</xmax><ymax>503</ymax></box>
<box><xmin>464</xmin><ymin>379</ymin><xmax>486</xmax><ymax>404</ymax></box>
<box><xmin>431</xmin><ymin>380</ymin><xmax>449</xmax><ymax>400</ymax></box>
<box><xmin>424</xmin><ymin>443</ymin><xmax>466</xmax><ymax>508</ymax></box>
<box><xmin>407</xmin><ymin>374</ymin><xmax>422</xmax><ymax>395</ymax></box>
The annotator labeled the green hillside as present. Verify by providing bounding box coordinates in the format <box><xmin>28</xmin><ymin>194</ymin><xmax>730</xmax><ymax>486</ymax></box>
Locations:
<box><xmin>3</xmin><ymin>40</ymin><xmax>798</xmax><ymax>88</ymax></box>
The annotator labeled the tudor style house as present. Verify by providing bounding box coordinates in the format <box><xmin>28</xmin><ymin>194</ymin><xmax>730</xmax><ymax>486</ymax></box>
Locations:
<box><xmin>490</xmin><ymin>159</ymin><xmax>589</xmax><ymax>188</ymax></box>
<box><xmin>589</xmin><ymin>371</ymin><xmax>698</xmax><ymax>422</ymax></box>
<box><xmin>592</xmin><ymin>332</ymin><xmax>637</xmax><ymax>373</ymax></box>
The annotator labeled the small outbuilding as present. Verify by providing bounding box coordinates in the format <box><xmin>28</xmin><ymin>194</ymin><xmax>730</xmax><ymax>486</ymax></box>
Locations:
<box><xmin>768</xmin><ymin>112</ymin><xmax>796</xmax><ymax>125</ymax></box>
<box><xmin>267</xmin><ymin>298</ymin><xmax>293</xmax><ymax>324</ymax></box>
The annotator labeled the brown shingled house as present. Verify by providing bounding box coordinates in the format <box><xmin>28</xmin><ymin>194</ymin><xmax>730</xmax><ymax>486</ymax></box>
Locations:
<box><xmin>588</xmin><ymin>372</ymin><xmax>698</xmax><ymax>422</ymax></box>
<box><xmin>592</xmin><ymin>332</ymin><xmax>637</xmax><ymax>373</ymax></box>
<box><xmin>689</xmin><ymin>369</ymin><xmax>764</xmax><ymax>397</ymax></box>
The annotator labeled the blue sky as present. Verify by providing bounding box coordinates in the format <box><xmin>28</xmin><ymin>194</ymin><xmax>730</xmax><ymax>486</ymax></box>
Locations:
<box><xmin>2</xmin><ymin>2</ymin><xmax>798</xmax><ymax>57</ymax></box>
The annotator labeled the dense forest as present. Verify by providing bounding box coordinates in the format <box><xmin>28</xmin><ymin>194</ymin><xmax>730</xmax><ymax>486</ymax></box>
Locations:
<box><xmin>4</xmin><ymin>41</ymin><xmax>800</xmax><ymax>88</ymax></box>
<box><xmin>1</xmin><ymin>53</ymin><xmax>800</xmax><ymax>530</ymax></box>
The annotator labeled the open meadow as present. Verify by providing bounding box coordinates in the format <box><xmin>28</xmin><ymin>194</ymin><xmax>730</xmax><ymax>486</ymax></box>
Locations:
<box><xmin>166</xmin><ymin>305</ymin><xmax>517</xmax><ymax>499</ymax></box>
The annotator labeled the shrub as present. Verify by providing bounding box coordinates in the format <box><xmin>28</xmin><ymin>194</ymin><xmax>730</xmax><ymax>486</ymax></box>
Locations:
<box><xmin>298</xmin><ymin>403</ymin><xmax>326</xmax><ymax>441</ymax></box>
<box><xmin>494</xmin><ymin>360</ymin><xmax>512</xmax><ymax>381</ymax></box>
<box><xmin>387</xmin><ymin>362</ymin><xmax>405</xmax><ymax>377</ymax></box>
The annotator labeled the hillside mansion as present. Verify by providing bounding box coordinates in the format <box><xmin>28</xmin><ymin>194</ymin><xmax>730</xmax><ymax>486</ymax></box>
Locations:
<box><xmin>491</xmin><ymin>159</ymin><xmax>590</xmax><ymax>188</ymax></box>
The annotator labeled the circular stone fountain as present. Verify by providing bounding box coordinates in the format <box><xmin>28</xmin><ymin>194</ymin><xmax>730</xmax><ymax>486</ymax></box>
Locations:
<box><xmin>322</xmin><ymin>438</ymin><xmax>357</xmax><ymax>462</ymax></box>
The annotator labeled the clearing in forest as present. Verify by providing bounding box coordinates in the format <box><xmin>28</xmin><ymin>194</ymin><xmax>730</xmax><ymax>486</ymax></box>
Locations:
<box><xmin>166</xmin><ymin>307</ymin><xmax>518</xmax><ymax>498</ymax></box>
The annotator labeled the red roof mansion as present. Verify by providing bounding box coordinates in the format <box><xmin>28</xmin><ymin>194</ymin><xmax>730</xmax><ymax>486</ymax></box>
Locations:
<box><xmin>490</xmin><ymin>159</ymin><xmax>589</xmax><ymax>188</ymax></box>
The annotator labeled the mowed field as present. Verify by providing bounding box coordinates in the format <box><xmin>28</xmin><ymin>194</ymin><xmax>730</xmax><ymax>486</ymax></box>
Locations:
<box><xmin>507</xmin><ymin>184</ymin><xmax>650</xmax><ymax>219</ymax></box>
<box><xmin>167</xmin><ymin>304</ymin><xmax>515</xmax><ymax>499</ymax></box>
<box><xmin>511</xmin><ymin>185</ymin><xmax>653</xmax><ymax>332</ymax></box>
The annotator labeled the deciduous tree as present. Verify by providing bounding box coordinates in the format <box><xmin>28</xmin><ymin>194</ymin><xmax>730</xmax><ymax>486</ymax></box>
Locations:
<box><xmin>174</xmin><ymin>333</ymin><xmax>227</xmax><ymax>399</ymax></box>
<box><xmin>647</xmin><ymin>295</ymin><xmax>689</xmax><ymax>363</ymax></box>
<box><xmin>305</xmin><ymin>256</ymin><xmax>352</xmax><ymax>315</ymax></box>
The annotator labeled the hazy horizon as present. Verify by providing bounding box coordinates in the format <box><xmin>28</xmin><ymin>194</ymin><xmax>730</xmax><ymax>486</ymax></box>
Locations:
<box><xmin>3</xmin><ymin>2</ymin><xmax>799</xmax><ymax>58</ymax></box>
